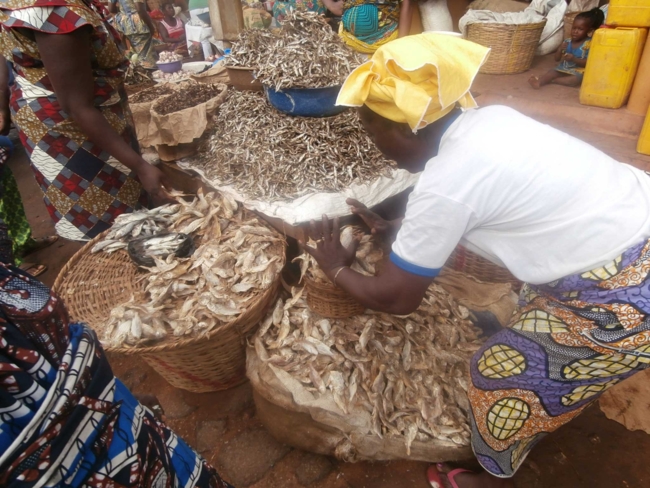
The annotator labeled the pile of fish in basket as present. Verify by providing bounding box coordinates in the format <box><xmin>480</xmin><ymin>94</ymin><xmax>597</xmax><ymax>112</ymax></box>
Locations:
<box><xmin>55</xmin><ymin>189</ymin><xmax>285</xmax><ymax>392</ymax></box>
<box><xmin>247</xmin><ymin>227</ymin><xmax>486</xmax><ymax>463</ymax></box>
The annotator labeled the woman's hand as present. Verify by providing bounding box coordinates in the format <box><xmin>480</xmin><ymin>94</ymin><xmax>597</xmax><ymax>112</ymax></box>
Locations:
<box><xmin>301</xmin><ymin>215</ymin><xmax>358</xmax><ymax>281</ymax></box>
<box><xmin>347</xmin><ymin>198</ymin><xmax>399</xmax><ymax>237</ymax></box>
<box><xmin>136</xmin><ymin>163</ymin><xmax>176</xmax><ymax>206</ymax></box>
<box><xmin>322</xmin><ymin>0</ymin><xmax>344</xmax><ymax>16</ymax></box>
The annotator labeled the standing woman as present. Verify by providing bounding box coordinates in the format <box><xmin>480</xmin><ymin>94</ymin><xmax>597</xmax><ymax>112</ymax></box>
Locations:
<box><xmin>0</xmin><ymin>0</ymin><xmax>172</xmax><ymax>242</ymax></box>
<box><xmin>306</xmin><ymin>33</ymin><xmax>650</xmax><ymax>487</ymax></box>
<box><xmin>110</xmin><ymin>0</ymin><xmax>159</xmax><ymax>68</ymax></box>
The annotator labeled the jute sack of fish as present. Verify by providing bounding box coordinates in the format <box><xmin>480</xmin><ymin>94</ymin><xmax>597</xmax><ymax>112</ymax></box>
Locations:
<box><xmin>247</xmin><ymin>232</ymin><xmax>486</xmax><ymax>463</ymax></box>
<box><xmin>149</xmin><ymin>82</ymin><xmax>228</xmax><ymax>147</ymax></box>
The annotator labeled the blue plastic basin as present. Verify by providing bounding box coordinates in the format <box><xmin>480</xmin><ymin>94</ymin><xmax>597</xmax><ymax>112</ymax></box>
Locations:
<box><xmin>264</xmin><ymin>85</ymin><xmax>347</xmax><ymax>117</ymax></box>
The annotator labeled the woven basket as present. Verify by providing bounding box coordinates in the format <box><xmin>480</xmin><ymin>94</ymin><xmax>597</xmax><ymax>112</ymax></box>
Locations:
<box><xmin>53</xmin><ymin>228</ymin><xmax>284</xmax><ymax>393</ymax></box>
<box><xmin>445</xmin><ymin>245</ymin><xmax>522</xmax><ymax>291</ymax></box>
<box><xmin>304</xmin><ymin>276</ymin><xmax>365</xmax><ymax>319</ymax></box>
<box><xmin>563</xmin><ymin>12</ymin><xmax>580</xmax><ymax>41</ymax></box>
<box><xmin>467</xmin><ymin>20</ymin><xmax>547</xmax><ymax>74</ymax></box>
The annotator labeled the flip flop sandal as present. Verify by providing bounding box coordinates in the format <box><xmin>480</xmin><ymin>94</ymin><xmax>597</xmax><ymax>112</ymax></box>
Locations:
<box><xmin>428</xmin><ymin>465</ymin><xmax>473</xmax><ymax>488</ymax></box>
<box><xmin>24</xmin><ymin>235</ymin><xmax>59</xmax><ymax>253</ymax></box>
<box><xmin>19</xmin><ymin>263</ymin><xmax>47</xmax><ymax>277</ymax></box>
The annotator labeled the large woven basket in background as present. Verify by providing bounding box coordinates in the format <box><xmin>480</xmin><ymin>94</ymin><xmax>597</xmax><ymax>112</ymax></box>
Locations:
<box><xmin>445</xmin><ymin>245</ymin><xmax>522</xmax><ymax>291</ymax></box>
<box><xmin>54</xmin><ymin>229</ymin><xmax>283</xmax><ymax>393</ymax></box>
<box><xmin>467</xmin><ymin>20</ymin><xmax>547</xmax><ymax>74</ymax></box>
<box><xmin>304</xmin><ymin>276</ymin><xmax>365</xmax><ymax>319</ymax></box>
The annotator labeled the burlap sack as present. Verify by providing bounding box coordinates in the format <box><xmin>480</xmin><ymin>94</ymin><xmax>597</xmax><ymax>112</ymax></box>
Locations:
<box><xmin>150</xmin><ymin>83</ymin><xmax>228</xmax><ymax>146</ymax></box>
<box><xmin>246</xmin><ymin>347</ymin><xmax>473</xmax><ymax>463</ymax></box>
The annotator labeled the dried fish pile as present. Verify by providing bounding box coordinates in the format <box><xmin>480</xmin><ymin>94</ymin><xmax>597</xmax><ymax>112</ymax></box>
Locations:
<box><xmin>91</xmin><ymin>205</ymin><xmax>181</xmax><ymax>254</ymax></box>
<box><xmin>129</xmin><ymin>84</ymin><xmax>175</xmax><ymax>104</ymax></box>
<box><xmin>153</xmin><ymin>83</ymin><xmax>224</xmax><ymax>115</ymax></box>
<box><xmin>125</xmin><ymin>62</ymin><xmax>153</xmax><ymax>86</ymax></box>
<box><xmin>254</xmin><ymin>284</ymin><xmax>483</xmax><ymax>454</ymax></box>
<box><xmin>199</xmin><ymin>91</ymin><xmax>395</xmax><ymax>201</ymax></box>
<box><xmin>226</xmin><ymin>12</ymin><xmax>364</xmax><ymax>90</ymax></box>
<box><xmin>95</xmin><ymin>190</ymin><xmax>285</xmax><ymax>348</ymax></box>
<box><xmin>225</xmin><ymin>28</ymin><xmax>276</xmax><ymax>69</ymax></box>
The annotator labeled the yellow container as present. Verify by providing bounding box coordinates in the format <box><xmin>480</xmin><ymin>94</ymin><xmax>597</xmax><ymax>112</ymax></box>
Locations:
<box><xmin>607</xmin><ymin>0</ymin><xmax>650</xmax><ymax>28</ymax></box>
<box><xmin>580</xmin><ymin>27</ymin><xmax>648</xmax><ymax>109</ymax></box>
<box><xmin>639</xmin><ymin>106</ymin><xmax>650</xmax><ymax>155</ymax></box>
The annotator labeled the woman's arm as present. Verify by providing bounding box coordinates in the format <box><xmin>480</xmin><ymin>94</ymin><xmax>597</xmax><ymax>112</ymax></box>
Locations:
<box><xmin>34</xmin><ymin>27</ymin><xmax>173</xmax><ymax>205</ymax></box>
<box><xmin>302</xmin><ymin>216</ymin><xmax>433</xmax><ymax>315</ymax></box>
<box><xmin>398</xmin><ymin>0</ymin><xmax>414</xmax><ymax>38</ymax></box>
<box><xmin>136</xmin><ymin>0</ymin><xmax>157</xmax><ymax>35</ymax></box>
<box><xmin>108</xmin><ymin>0</ymin><xmax>119</xmax><ymax>14</ymax></box>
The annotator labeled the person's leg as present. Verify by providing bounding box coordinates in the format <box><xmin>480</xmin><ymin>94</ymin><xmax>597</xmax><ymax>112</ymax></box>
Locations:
<box><xmin>528</xmin><ymin>69</ymin><xmax>562</xmax><ymax>89</ymax></box>
<box><xmin>551</xmin><ymin>73</ymin><xmax>581</xmax><ymax>87</ymax></box>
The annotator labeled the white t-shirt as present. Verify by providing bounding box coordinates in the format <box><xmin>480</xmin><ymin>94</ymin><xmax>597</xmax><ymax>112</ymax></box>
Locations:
<box><xmin>391</xmin><ymin>105</ymin><xmax>650</xmax><ymax>285</ymax></box>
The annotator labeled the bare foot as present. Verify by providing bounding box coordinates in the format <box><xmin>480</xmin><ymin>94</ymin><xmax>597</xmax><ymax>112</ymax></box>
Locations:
<box><xmin>434</xmin><ymin>464</ymin><xmax>515</xmax><ymax>488</ymax></box>
<box><xmin>528</xmin><ymin>75</ymin><xmax>541</xmax><ymax>90</ymax></box>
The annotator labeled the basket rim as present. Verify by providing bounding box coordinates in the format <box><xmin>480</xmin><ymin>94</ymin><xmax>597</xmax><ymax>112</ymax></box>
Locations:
<box><xmin>53</xmin><ymin>215</ymin><xmax>286</xmax><ymax>355</ymax></box>
<box><xmin>466</xmin><ymin>19</ymin><xmax>547</xmax><ymax>29</ymax></box>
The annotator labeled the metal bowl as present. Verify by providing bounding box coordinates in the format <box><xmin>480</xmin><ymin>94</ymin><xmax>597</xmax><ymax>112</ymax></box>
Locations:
<box><xmin>264</xmin><ymin>85</ymin><xmax>347</xmax><ymax>117</ymax></box>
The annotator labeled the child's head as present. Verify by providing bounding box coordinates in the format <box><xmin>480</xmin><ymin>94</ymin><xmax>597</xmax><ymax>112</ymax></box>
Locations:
<box><xmin>572</xmin><ymin>8</ymin><xmax>605</xmax><ymax>41</ymax></box>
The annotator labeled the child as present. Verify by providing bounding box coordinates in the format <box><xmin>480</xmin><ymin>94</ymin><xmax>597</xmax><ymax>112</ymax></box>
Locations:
<box><xmin>529</xmin><ymin>8</ymin><xmax>605</xmax><ymax>89</ymax></box>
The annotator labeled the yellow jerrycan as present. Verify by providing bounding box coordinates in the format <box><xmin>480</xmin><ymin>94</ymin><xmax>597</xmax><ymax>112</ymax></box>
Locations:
<box><xmin>606</xmin><ymin>0</ymin><xmax>650</xmax><ymax>28</ymax></box>
<box><xmin>580</xmin><ymin>27</ymin><xmax>648</xmax><ymax>109</ymax></box>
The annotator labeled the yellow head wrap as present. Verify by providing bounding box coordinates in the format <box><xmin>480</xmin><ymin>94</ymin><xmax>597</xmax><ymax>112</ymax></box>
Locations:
<box><xmin>336</xmin><ymin>33</ymin><xmax>490</xmax><ymax>132</ymax></box>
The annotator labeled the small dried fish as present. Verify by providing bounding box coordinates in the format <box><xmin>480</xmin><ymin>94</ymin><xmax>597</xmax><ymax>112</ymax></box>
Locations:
<box><xmin>254</xmin><ymin>275</ymin><xmax>482</xmax><ymax>451</ymax></box>
<box><xmin>100</xmin><ymin>190</ymin><xmax>284</xmax><ymax>346</ymax></box>
<box><xmin>197</xmin><ymin>91</ymin><xmax>396</xmax><ymax>202</ymax></box>
<box><xmin>225</xmin><ymin>12</ymin><xmax>365</xmax><ymax>90</ymax></box>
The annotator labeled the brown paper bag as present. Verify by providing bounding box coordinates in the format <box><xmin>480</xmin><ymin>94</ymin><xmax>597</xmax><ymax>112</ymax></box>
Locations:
<box><xmin>150</xmin><ymin>83</ymin><xmax>228</xmax><ymax>147</ymax></box>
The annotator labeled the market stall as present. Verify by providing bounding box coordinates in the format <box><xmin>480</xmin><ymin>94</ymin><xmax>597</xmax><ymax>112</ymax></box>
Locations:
<box><xmin>54</xmin><ymin>10</ymin><xmax>520</xmax><ymax>467</ymax></box>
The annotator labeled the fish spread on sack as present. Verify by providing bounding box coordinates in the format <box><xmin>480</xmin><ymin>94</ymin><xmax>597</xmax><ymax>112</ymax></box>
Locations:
<box><xmin>255</xmin><ymin>235</ymin><xmax>483</xmax><ymax>455</ymax></box>
<box><xmin>101</xmin><ymin>189</ymin><xmax>285</xmax><ymax>348</ymax></box>
<box><xmin>196</xmin><ymin>90</ymin><xmax>396</xmax><ymax>203</ymax></box>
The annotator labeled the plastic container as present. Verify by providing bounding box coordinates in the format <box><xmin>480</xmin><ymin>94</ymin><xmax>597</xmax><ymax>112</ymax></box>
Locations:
<box><xmin>628</xmin><ymin>35</ymin><xmax>650</xmax><ymax>115</ymax></box>
<box><xmin>264</xmin><ymin>85</ymin><xmax>347</xmax><ymax>117</ymax></box>
<box><xmin>580</xmin><ymin>27</ymin><xmax>648</xmax><ymax>109</ymax></box>
<box><xmin>606</xmin><ymin>0</ymin><xmax>650</xmax><ymax>28</ymax></box>
<box><xmin>638</xmin><ymin>106</ymin><xmax>650</xmax><ymax>156</ymax></box>
<box><xmin>157</xmin><ymin>60</ymin><xmax>182</xmax><ymax>73</ymax></box>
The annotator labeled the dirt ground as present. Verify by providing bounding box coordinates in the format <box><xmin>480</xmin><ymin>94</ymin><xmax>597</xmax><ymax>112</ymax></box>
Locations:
<box><xmin>9</xmin><ymin>54</ymin><xmax>650</xmax><ymax>487</ymax></box>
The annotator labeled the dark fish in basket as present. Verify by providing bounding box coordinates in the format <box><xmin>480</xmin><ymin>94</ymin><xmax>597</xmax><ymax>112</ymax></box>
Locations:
<box><xmin>128</xmin><ymin>232</ymin><xmax>195</xmax><ymax>267</ymax></box>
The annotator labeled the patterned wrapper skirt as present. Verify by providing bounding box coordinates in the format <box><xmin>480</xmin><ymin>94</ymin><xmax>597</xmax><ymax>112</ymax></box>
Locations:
<box><xmin>469</xmin><ymin>238</ymin><xmax>650</xmax><ymax>477</ymax></box>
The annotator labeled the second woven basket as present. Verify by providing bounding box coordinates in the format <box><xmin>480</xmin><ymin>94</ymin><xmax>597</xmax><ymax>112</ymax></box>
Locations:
<box><xmin>467</xmin><ymin>20</ymin><xmax>547</xmax><ymax>74</ymax></box>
